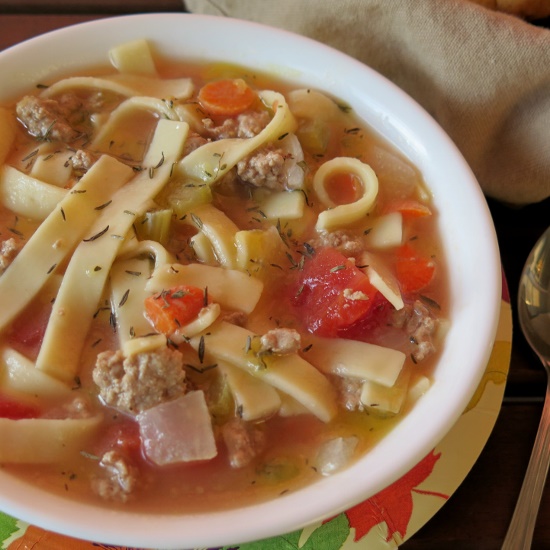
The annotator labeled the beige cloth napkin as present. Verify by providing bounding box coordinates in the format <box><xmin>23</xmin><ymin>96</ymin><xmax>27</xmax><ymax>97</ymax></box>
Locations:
<box><xmin>185</xmin><ymin>0</ymin><xmax>550</xmax><ymax>206</ymax></box>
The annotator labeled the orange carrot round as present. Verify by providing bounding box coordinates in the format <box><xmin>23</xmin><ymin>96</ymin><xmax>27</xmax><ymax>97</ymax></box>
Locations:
<box><xmin>197</xmin><ymin>78</ymin><xmax>256</xmax><ymax>116</ymax></box>
<box><xmin>385</xmin><ymin>198</ymin><xmax>432</xmax><ymax>218</ymax></box>
<box><xmin>395</xmin><ymin>245</ymin><xmax>436</xmax><ymax>293</ymax></box>
<box><xmin>144</xmin><ymin>285</ymin><xmax>206</xmax><ymax>335</ymax></box>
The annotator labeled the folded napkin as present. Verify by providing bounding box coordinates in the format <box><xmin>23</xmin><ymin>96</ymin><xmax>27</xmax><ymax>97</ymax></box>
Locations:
<box><xmin>185</xmin><ymin>0</ymin><xmax>550</xmax><ymax>206</ymax></box>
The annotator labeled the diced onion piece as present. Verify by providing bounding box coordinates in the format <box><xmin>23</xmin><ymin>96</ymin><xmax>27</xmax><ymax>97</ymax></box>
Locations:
<box><xmin>253</xmin><ymin>189</ymin><xmax>305</xmax><ymax>220</ymax></box>
<box><xmin>277</xmin><ymin>392</ymin><xmax>310</xmax><ymax>417</ymax></box>
<box><xmin>147</xmin><ymin>263</ymin><xmax>263</xmax><ymax>314</ymax></box>
<box><xmin>235</xmin><ymin>226</ymin><xmax>286</xmax><ymax>278</ymax></box>
<box><xmin>0</xmin><ymin>415</ymin><xmax>102</xmax><ymax>463</ymax></box>
<box><xmin>314</xmin><ymin>157</ymin><xmax>378</xmax><ymax>232</ymax></box>
<box><xmin>278</xmin><ymin>133</ymin><xmax>305</xmax><ymax>190</ymax></box>
<box><xmin>406</xmin><ymin>373</ymin><xmax>431</xmax><ymax>405</ymax></box>
<box><xmin>360</xmin><ymin>366</ymin><xmax>412</xmax><ymax>417</ymax></box>
<box><xmin>306</xmin><ymin>336</ymin><xmax>405</xmax><ymax>387</ymax></box>
<box><xmin>218</xmin><ymin>361</ymin><xmax>281</xmax><ymax>421</ymax></box>
<box><xmin>137</xmin><ymin>391</ymin><xmax>217</xmax><ymax>465</ymax></box>
<box><xmin>314</xmin><ymin>436</ymin><xmax>359</xmax><ymax>476</ymax></box>
<box><xmin>364</xmin><ymin>212</ymin><xmax>403</xmax><ymax>249</ymax></box>
<box><xmin>109</xmin><ymin>39</ymin><xmax>157</xmax><ymax>75</ymax></box>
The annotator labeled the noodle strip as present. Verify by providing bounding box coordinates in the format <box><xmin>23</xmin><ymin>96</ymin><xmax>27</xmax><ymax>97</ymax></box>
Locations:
<box><xmin>0</xmin><ymin>155</ymin><xmax>134</xmax><ymax>332</ymax></box>
<box><xmin>35</xmin><ymin>119</ymin><xmax>189</xmax><ymax>382</ymax></box>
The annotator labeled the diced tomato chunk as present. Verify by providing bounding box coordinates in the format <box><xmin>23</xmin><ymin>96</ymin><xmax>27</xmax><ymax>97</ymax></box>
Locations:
<box><xmin>7</xmin><ymin>301</ymin><xmax>52</xmax><ymax>360</ymax></box>
<box><xmin>294</xmin><ymin>247</ymin><xmax>388</xmax><ymax>337</ymax></box>
<box><xmin>0</xmin><ymin>395</ymin><xmax>40</xmax><ymax>419</ymax></box>
<box><xmin>144</xmin><ymin>285</ymin><xmax>206</xmax><ymax>335</ymax></box>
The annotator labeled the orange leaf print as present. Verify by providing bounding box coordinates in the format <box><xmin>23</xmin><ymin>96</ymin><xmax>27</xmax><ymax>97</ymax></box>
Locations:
<box><xmin>7</xmin><ymin>524</ymin><xmax>97</xmax><ymax>550</ymax></box>
<box><xmin>344</xmin><ymin>450</ymin><xmax>447</xmax><ymax>542</ymax></box>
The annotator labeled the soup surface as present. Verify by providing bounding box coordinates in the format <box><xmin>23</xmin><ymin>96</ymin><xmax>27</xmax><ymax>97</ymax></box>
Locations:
<box><xmin>0</xmin><ymin>41</ymin><xmax>447</xmax><ymax>513</ymax></box>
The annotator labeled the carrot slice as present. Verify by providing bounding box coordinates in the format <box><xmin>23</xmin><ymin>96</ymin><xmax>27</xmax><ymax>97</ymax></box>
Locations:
<box><xmin>144</xmin><ymin>285</ymin><xmax>206</xmax><ymax>335</ymax></box>
<box><xmin>197</xmin><ymin>78</ymin><xmax>256</xmax><ymax>116</ymax></box>
<box><xmin>395</xmin><ymin>245</ymin><xmax>436</xmax><ymax>293</ymax></box>
<box><xmin>385</xmin><ymin>198</ymin><xmax>432</xmax><ymax>218</ymax></box>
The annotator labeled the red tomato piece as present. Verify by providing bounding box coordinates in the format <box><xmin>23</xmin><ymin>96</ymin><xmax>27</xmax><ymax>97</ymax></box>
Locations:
<box><xmin>144</xmin><ymin>285</ymin><xmax>206</xmax><ymax>335</ymax></box>
<box><xmin>0</xmin><ymin>395</ymin><xmax>40</xmax><ymax>419</ymax></box>
<box><xmin>7</xmin><ymin>301</ymin><xmax>52</xmax><ymax>360</ymax></box>
<box><xmin>294</xmin><ymin>247</ymin><xmax>385</xmax><ymax>337</ymax></box>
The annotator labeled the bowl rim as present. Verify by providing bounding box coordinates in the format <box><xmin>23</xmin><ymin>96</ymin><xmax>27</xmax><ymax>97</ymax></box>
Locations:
<box><xmin>0</xmin><ymin>12</ymin><xmax>502</xmax><ymax>549</ymax></box>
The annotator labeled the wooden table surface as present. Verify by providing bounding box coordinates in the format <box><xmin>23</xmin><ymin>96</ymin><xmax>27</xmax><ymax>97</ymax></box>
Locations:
<box><xmin>0</xmin><ymin>2</ymin><xmax>549</xmax><ymax>549</ymax></box>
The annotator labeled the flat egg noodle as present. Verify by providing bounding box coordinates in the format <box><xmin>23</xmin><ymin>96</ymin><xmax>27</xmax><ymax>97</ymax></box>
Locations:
<box><xmin>35</xmin><ymin>119</ymin><xmax>189</xmax><ymax>382</ymax></box>
<box><xmin>41</xmin><ymin>75</ymin><xmax>194</xmax><ymax>102</ymax></box>
<box><xmin>0</xmin><ymin>164</ymin><xmax>67</xmax><ymax>220</ymax></box>
<box><xmin>0</xmin><ymin>155</ymin><xmax>134</xmax><ymax>333</ymax></box>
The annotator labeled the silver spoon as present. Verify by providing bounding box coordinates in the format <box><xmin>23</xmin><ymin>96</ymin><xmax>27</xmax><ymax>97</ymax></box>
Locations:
<box><xmin>502</xmin><ymin>226</ymin><xmax>550</xmax><ymax>550</ymax></box>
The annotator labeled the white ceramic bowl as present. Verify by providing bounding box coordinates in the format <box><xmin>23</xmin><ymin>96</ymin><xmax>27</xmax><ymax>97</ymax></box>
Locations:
<box><xmin>0</xmin><ymin>13</ymin><xmax>501</xmax><ymax>549</ymax></box>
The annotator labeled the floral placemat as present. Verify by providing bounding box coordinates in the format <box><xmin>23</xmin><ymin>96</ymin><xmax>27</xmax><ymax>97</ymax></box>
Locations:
<box><xmin>0</xmin><ymin>278</ymin><xmax>512</xmax><ymax>550</ymax></box>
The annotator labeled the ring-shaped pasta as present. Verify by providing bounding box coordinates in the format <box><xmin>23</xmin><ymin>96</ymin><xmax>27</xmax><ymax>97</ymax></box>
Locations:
<box><xmin>313</xmin><ymin>157</ymin><xmax>378</xmax><ymax>232</ymax></box>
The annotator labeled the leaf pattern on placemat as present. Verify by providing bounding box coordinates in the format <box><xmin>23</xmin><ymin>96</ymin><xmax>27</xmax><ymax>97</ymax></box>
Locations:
<box><xmin>221</xmin><ymin>513</ymin><xmax>350</xmax><ymax>550</ymax></box>
<box><xmin>343</xmin><ymin>450</ymin><xmax>446</xmax><ymax>544</ymax></box>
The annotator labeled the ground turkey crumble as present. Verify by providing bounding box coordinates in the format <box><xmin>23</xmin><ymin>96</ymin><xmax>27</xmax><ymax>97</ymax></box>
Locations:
<box><xmin>260</xmin><ymin>328</ymin><xmax>301</xmax><ymax>355</ymax></box>
<box><xmin>92</xmin><ymin>450</ymin><xmax>139</xmax><ymax>503</ymax></box>
<box><xmin>236</xmin><ymin>144</ymin><xmax>291</xmax><ymax>191</ymax></box>
<box><xmin>309</xmin><ymin>230</ymin><xmax>365</xmax><ymax>258</ymax></box>
<box><xmin>221</xmin><ymin>417</ymin><xmax>266</xmax><ymax>468</ymax></box>
<box><xmin>390</xmin><ymin>300</ymin><xmax>437</xmax><ymax>363</ymax></box>
<box><xmin>203</xmin><ymin>110</ymin><xmax>270</xmax><ymax>140</ymax></box>
<box><xmin>70</xmin><ymin>149</ymin><xmax>99</xmax><ymax>175</ymax></box>
<box><xmin>92</xmin><ymin>347</ymin><xmax>187</xmax><ymax>414</ymax></box>
<box><xmin>16</xmin><ymin>94</ymin><xmax>84</xmax><ymax>143</ymax></box>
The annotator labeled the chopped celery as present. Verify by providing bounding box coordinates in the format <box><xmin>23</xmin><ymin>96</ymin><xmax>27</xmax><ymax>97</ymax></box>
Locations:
<box><xmin>135</xmin><ymin>208</ymin><xmax>173</xmax><ymax>245</ymax></box>
<box><xmin>296</xmin><ymin>118</ymin><xmax>330</xmax><ymax>155</ymax></box>
<box><xmin>235</xmin><ymin>226</ymin><xmax>287</xmax><ymax>279</ymax></box>
<box><xmin>256</xmin><ymin>456</ymin><xmax>302</xmax><ymax>485</ymax></box>
<box><xmin>156</xmin><ymin>178</ymin><xmax>212</xmax><ymax>218</ymax></box>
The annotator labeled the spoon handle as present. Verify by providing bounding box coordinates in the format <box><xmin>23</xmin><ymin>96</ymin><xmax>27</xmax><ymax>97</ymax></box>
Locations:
<box><xmin>502</xmin><ymin>373</ymin><xmax>550</xmax><ymax>550</ymax></box>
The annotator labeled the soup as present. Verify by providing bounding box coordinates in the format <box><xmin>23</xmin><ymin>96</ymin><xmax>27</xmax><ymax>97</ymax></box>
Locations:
<box><xmin>0</xmin><ymin>40</ymin><xmax>447</xmax><ymax>513</ymax></box>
